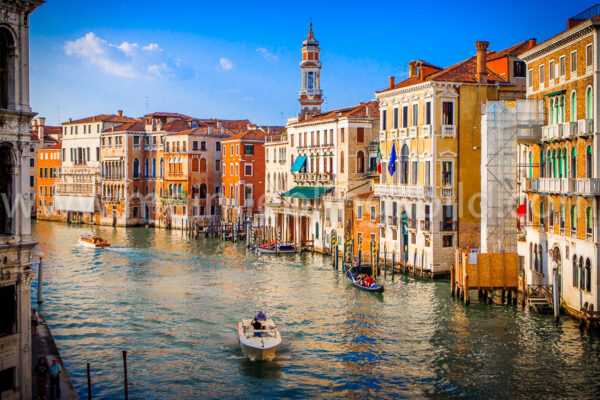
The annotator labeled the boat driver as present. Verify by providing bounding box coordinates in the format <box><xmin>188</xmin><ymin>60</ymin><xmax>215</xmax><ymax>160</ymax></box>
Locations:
<box><xmin>256</xmin><ymin>311</ymin><xmax>267</xmax><ymax>321</ymax></box>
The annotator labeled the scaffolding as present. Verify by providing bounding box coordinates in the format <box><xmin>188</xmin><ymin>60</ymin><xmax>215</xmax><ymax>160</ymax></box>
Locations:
<box><xmin>481</xmin><ymin>100</ymin><xmax>544</xmax><ymax>253</ymax></box>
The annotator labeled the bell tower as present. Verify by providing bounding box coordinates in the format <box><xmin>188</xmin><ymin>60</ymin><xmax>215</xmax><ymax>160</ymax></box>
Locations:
<box><xmin>299</xmin><ymin>23</ymin><xmax>323</xmax><ymax>120</ymax></box>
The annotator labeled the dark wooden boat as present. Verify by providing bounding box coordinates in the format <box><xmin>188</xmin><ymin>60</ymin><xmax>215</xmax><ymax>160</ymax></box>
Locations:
<box><xmin>343</xmin><ymin>264</ymin><xmax>384</xmax><ymax>293</ymax></box>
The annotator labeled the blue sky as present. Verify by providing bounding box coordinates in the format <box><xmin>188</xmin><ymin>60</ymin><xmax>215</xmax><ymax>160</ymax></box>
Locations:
<box><xmin>30</xmin><ymin>0</ymin><xmax>593</xmax><ymax>126</ymax></box>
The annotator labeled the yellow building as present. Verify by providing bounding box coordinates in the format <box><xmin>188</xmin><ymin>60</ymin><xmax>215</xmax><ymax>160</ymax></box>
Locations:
<box><xmin>375</xmin><ymin>40</ymin><xmax>535</xmax><ymax>276</ymax></box>
<box><xmin>518</xmin><ymin>6</ymin><xmax>600</xmax><ymax>315</ymax></box>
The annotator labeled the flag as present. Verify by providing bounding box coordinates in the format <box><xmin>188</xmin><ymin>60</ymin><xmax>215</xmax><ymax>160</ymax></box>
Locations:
<box><xmin>517</xmin><ymin>203</ymin><xmax>526</xmax><ymax>216</ymax></box>
<box><xmin>376</xmin><ymin>142</ymin><xmax>382</xmax><ymax>174</ymax></box>
<box><xmin>388</xmin><ymin>142</ymin><xmax>397</xmax><ymax>176</ymax></box>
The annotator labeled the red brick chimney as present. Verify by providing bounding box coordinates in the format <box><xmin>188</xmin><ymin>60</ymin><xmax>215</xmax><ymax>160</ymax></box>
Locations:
<box><xmin>408</xmin><ymin>61</ymin><xmax>418</xmax><ymax>77</ymax></box>
<box><xmin>528</xmin><ymin>38</ymin><xmax>537</xmax><ymax>48</ymax></box>
<box><xmin>475</xmin><ymin>41</ymin><xmax>490</xmax><ymax>83</ymax></box>
<box><xmin>389</xmin><ymin>76</ymin><xmax>395</xmax><ymax>88</ymax></box>
<box><xmin>117</xmin><ymin>109</ymin><xmax>123</xmax><ymax>117</ymax></box>
<box><xmin>37</xmin><ymin>117</ymin><xmax>45</xmax><ymax>147</ymax></box>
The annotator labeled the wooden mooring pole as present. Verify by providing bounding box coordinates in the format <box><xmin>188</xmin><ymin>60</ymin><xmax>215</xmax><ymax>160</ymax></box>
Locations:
<box><xmin>123</xmin><ymin>351</ymin><xmax>129</xmax><ymax>400</ymax></box>
<box><xmin>87</xmin><ymin>363</ymin><xmax>92</xmax><ymax>400</ymax></box>
<box><xmin>37</xmin><ymin>254</ymin><xmax>43</xmax><ymax>304</ymax></box>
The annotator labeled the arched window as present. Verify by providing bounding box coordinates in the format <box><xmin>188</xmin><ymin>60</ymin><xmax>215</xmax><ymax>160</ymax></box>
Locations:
<box><xmin>560</xmin><ymin>95</ymin><xmax>565</xmax><ymax>123</ymax></box>
<box><xmin>540</xmin><ymin>200</ymin><xmax>546</xmax><ymax>228</ymax></box>
<box><xmin>547</xmin><ymin>149</ymin><xmax>552</xmax><ymax>178</ymax></box>
<box><xmin>571</xmin><ymin>204</ymin><xmax>577</xmax><ymax>235</ymax></box>
<box><xmin>168</xmin><ymin>184</ymin><xmax>173</xmax><ymax>197</ymax></box>
<box><xmin>560</xmin><ymin>204</ymin><xmax>565</xmax><ymax>231</ymax></box>
<box><xmin>192</xmin><ymin>158</ymin><xmax>199</xmax><ymax>172</ymax></box>
<box><xmin>400</xmin><ymin>144</ymin><xmax>409</xmax><ymax>184</ymax></box>
<box><xmin>563</xmin><ymin>147</ymin><xmax>568</xmax><ymax>178</ymax></box>
<box><xmin>340</xmin><ymin>151</ymin><xmax>344</xmax><ymax>173</ymax></box>
<box><xmin>579</xmin><ymin>256</ymin><xmax>585</xmax><ymax>289</ymax></box>
<box><xmin>133</xmin><ymin>158</ymin><xmax>140</xmax><ymax>178</ymax></box>
<box><xmin>549</xmin><ymin>202</ymin><xmax>555</xmax><ymax>228</ymax></box>
<box><xmin>200</xmin><ymin>183</ymin><xmax>207</xmax><ymax>199</ymax></box>
<box><xmin>200</xmin><ymin>158</ymin><xmax>207</xmax><ymax>172</ymax></box>
<box><xmin>528</xmin><ymin>151</ymin><xmax>533</xmax><ymax>177</ymax></box>
<box><xmin>586</xmin><ymin>86</ymin><xmax>593</xmax><ymax>119</ymax></box>
<box><xmin>178</xmin><ymin>184</ymin><xmax>183</xmax><ymax>198</ymax></box>
<box><xmin>356</xmin><ymin>151</ymin><xmax>365</xmax><ymax>173</ymax></box>
<box><xmin>570</xmin><ymin>91</ymin><xmax>577</xmax><ymax>121</ymax></box>
<box><xmin>552</xmin><ymin>149</ymin><xmax>557</xmax><ymax>178</ymax></box>
<box><xmin>152</xmin><ymin>158</ymin><xmax>156</xmax><ymax>177</ymax></box>
<box><xmin>586</xmin><ymin>206</ymin><xmax>593</xmax><ymax>238</ymax></box>
<box><xmin>573</xmin><ymin>255</ymin><xmax>579</xmax><ymax>288</ymax></box>
<box><xmin>571</xmin><ymin>147</ymin><xmax>577</xmax><ymax>178</ymax></box>
<box><xmin>540</xmin><ymin>150</ymin><xmax>545</xmax><ymax>178</ymax></box>
<box><xmin>159</xmin><ymin>158</ymin><xmax>164</xmax><ymax>177</ymax></box>
<box><xmin>586</xmin><ymin>145</ymin><xmax>592</xmax><ymax>178</ymax></box>
<box><xmin>0</xmin><ymin>28</ymin><xmax>15</xmax><ymax>109</ymax></box>
<box><xmin>585</xmin><ymin>258</ymin><xmax>591</xmax><ymax>292</ymax></box>
<box><xmin>192</xmin><ymin>184</ymin><xmax>199</xmax><ymax>199</ymax></box>
<box><xmin>549</xmin><ymin>98</ymin><xmax>554</xmax><ymax>125</ymax></box>
<box><xmin>144</xmin><ymin>158</ymin><xmax>149</xmax><ymax>177</ymax></box>
<box><xmin>534</xmin><ymin>244</ymin><xmax>539</xmax><ymax>271</ymax></box>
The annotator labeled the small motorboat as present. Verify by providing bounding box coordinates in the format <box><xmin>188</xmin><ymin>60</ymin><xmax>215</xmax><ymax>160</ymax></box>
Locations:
<box><xmin>254</xmin><ymin>242</ymin><xmax>298</xmax><ymax>255</ymax></box>
<box><xmin>343</xmin><ymin>264</ymin><xmax>384</xmax><ymax>293</ymax></box>
<box><xmin>238</xmin><ymin>318</ymin><xmax>281</xmax><ymax>361</ymax></box>
<box><xmin>78</xmin><ymin>234</ymin><xmax>110</xmax><ymax>249</ymax></box>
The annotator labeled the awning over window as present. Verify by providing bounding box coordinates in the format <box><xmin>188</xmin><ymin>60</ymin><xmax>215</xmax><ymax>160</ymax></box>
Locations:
<box><xmin>543</xmin><ymin>89</ymin><xmax>566</xmax><ymax>97</ymax></box>
<box><xmin>280</xmin><ymin>186</ymin><xmax>332</xmax><ymax>199</ymax></box>
<box><xmin>290</xmin><ymin>156</ymin><xmax>307</xmax><ymax>172</ymax></box>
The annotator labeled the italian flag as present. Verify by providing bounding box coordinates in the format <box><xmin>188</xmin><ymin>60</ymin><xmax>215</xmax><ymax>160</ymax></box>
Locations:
<box><xmin>376</xmin><ymin>142</ymin><xmax>382</xmax><ymax>174</ymax></box>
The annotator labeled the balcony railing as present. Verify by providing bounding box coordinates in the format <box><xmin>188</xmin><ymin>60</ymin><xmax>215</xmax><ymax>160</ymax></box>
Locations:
<box><xmin>578</xmin><ymin>119</ymin><xmax>594</xmax><ymax>135</ymax></box>
<box><xmin>529</xmin><ymin>178</ymin><xmax>600</xmax><ymax>195</ymax></box>
<box><xmin>421</xmin><ymin>125</ymin><xmax>431</xmax><ymax>137</ymax></box>
<box><xmin>441</xmin><ymin>125</ymin><xmax>456</xmax><ymax>137</ymax></box>
<box><xmin>293</xmin><ymin>172</ymin><xmax>334</xmax><ymax>184</ymax></box>
<box><xmin>420</xmin><ymin>220</ymin><xmax>431</xmax><ymax>231</ymax></box>
<box><xmin>563</xmin><ymin>122</ymin><xmax>578</xmax><ymax>138</ymax></box>
<box><xmin>407</xmin><ymin>219</ymin><xmax>417</xmax><ymax>229</ymax></box>
<box><xmin>374</xmin><ymin>183</ymin><xmax>433</xmax><ymax>199</ymax></box>
<box><xmin>387</xmin><ymin>216</ymin><xmax>398</xmax><ymax>225</ymax></box>
<box><xmin>409</xmin><ymin>126</ymin><xmax>418</xmax><ymax>138</ymax></box>
<box><xmin>399</xmin><ymin>128</ymin><xmax>407</xmax><ymax>138</ymax></box>
<box><xmin>441</xmin><ymin>186</ymin><xmax>454</xmax><ymax>197</ymax></box>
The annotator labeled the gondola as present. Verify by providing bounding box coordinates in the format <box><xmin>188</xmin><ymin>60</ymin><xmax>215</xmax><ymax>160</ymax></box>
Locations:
<box><xmin>342</xmin><ymin>264</ymin><xmax>384</xmax><ymax>293</ymax></box>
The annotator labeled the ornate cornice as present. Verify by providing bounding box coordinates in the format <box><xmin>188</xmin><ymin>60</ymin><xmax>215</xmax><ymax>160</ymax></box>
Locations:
<box><xmin>520</xmin><ymin>21</ymin><xmax>598</xmax><ymax>62</ymax></box>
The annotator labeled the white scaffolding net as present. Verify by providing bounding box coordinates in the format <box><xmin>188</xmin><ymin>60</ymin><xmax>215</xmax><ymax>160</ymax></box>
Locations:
<box><xmin>481</xmin><ymin>100</ymin><xmax>543</xmax><ymax>253</ymax></box>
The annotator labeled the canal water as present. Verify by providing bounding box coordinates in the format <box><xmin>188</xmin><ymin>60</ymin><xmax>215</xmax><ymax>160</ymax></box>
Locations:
<box><xmin>31</xmin><ymin>221</ymin><xmax>600</xmax><ymax>399</ymax></box>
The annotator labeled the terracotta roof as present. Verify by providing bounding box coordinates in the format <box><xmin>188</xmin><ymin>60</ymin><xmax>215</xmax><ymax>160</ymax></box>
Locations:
<box><xmin>163</xmin><ymin>119</ymin><xmax>190</xmax><ymax>132</ymax></box>
<box><xmin>197</xmin><ymin>119</ymin><xmax>252</xmax><ymax>130</ymax></box>
<box><xmin>63</xmin><ymin>114</ymin><xmax>136</xmax><ymax>125</ymax></box>
<box><xmin>145</xmin><ymin>112</ymin><xmax>191</xmax><ymax>119</ymax></box>
<box><xmin>415</xmin><ymin>60</ymin><xmax>443</xmax><ymax>70</ymax></box>
<box><xmin>44</xmin><ymin>126</ymin><xmax>63</xmax><ymax>136</ymax></box>
<box><xmin>354</xmin><ymin>191</ymin><xmax>376</xmax><ymax>198</ymax></box>
<box><xmin>222</xmin><ymin>129</ymin><xmax>266</xmax><ymax>142</ymax></box>
<box><xmin>30</xmin><ymin>133</ymin><xmax>59</xmax><ymax>145</ymax></box>
<box><xmin>291</xmin><ymin>101</ymin><xmax>378</xmax><ymax>125</ymax></box>
<box><xmin>102</xmin><ymin>121</ymin><xmax>145</xmax><ymax>133</ymax></box>
<box><xmin>166</xmin><ymin>126</ymin><xmax>229</xmax><ymax>137</ymax></box>
<box><xmin>41</xmin><ymin>143</ymin><xmax>62</xmax><ymax>150</ymax></box>
<box><xmin>487</xmin><ymin>40</ymin><xmax>536</xmax><ymax>61</ymax></box>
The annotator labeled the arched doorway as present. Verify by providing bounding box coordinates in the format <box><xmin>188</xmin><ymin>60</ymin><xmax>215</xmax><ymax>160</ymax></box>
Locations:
<box><xmin>552</xmin><ymin>246</ymin><xmax>562</xmax><ymax>298</ymax></box>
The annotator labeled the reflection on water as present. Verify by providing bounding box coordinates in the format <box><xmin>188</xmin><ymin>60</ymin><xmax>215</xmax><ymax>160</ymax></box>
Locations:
<box><xmin>32</xmin><ymin>221</ymin><xmax>600</xmax><ymax>399</ymax></box>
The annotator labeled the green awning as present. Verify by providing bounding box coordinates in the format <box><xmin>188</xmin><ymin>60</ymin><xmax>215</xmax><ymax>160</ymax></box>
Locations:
<box><xmin>290</xmin><ymin>156</ymin><xmax>307</xmax><ymax>172</ymax></box>
<box><xmin>544</xmin><ymin>89</ymin><xmax>566</xmax><ymax>97</ymax></box>
<box><xmin>280</xmin><ymin>186</ymin><xmax>333</xmax><ymax>199</ymax></box>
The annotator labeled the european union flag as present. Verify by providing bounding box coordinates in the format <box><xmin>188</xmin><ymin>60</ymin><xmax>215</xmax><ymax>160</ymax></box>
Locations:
<box><xmin>388</xmin><ymin>142</ymin><xmax>396</xmax><ymax>176</ymax></box>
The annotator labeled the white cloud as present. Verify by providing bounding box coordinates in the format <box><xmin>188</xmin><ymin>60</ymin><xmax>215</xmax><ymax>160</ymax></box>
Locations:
<box><xmin>219</xmin><ymin>57</ymin><xmax>233</xmax><ymax>71</ymax></box>
<box><xmin>256</xmin><ymin>47</ymin><xmax>278</xmax><ymax>61</ymax></box>
<box><xmin>143</xmin><ymin>43</ymin><xmax>161</xmax><ymax>52</ymax></box>
<box><xmin>64</xmin><ymin>32</ymin><xmax>184</xmax><ymax>80</ymax></box>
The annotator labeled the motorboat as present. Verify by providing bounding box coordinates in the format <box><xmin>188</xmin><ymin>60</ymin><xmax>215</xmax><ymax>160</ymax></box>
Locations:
<box><xmin>254</xmin><ymin>243</ymin><xmax>298</xmax><ymax>255</ymax></box>
<box><xmin>78</xmin><ymin>234</ymin><xmax>110</xmax><ymax>249</ymax></box>
<box><xmin>237</xmin><ymin>318</ymin><xmax>281</xmax><ymax>361</ymax></box>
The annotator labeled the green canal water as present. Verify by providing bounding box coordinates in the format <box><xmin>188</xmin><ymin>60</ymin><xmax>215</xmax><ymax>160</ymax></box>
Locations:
<box><xmin>31</xmin><ymin>220</ymin><xmax>600</xmax><ymax>399</ymax></box>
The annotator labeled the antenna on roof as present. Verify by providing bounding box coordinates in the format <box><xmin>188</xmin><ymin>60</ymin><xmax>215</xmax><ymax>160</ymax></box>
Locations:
<box><xmin>56</xmin><ymin>106</ymin><xmax>60</xmax><ymax>126</ymax></box>
<box><xmin>144</xmin><ymin>96</ymin><xmax>149</xmax><ymax>114</ymax></box>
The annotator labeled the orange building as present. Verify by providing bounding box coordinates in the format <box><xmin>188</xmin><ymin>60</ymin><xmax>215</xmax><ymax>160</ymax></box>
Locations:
<box><xmin>221</xmin><ymin>129</ymin><xmax>267</xmax><ymax>223</ymax></box>
<box><xmin>351</xmin><ymin>192</ymin><xmax>379</xmax><ymax>260</ymax></box>
<box><xmin>37</xmin><ymin>143</ymin><xmax>62</xmax><ymax>220</ymax></box>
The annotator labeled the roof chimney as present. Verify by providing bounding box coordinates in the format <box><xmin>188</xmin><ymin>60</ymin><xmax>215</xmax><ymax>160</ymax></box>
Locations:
<box><xmin>389</xmin><ymin>76</ymin><xmax>395</xmax><ymax>88</ymax></box>
<box><xmin>408</xmin><ymin>61</ymin><xmax>418</xmax><ymax>77</ymax></box>
<box><xmin>68</xmin><ymin>117</ymin><xmax>72</xmax><ymax>123</ymax></box>
<box><xmin>528</xmin><ymin>38</ymin><xmax>537</xmax><ymax>48</ymax></box>
<box><xmin>117</xmin><ymin>110</ymin><xmax>123</xmax><ymax>117</ymax></box>
<box><xmin>475</xmin><ymin>41</ymin><xmax>490</xmax><ymax>83</ymax></box>
<box><xmin>37</xmin><ymin>117</ymin><xmax>45</xmax><ymax>147</ymax></box>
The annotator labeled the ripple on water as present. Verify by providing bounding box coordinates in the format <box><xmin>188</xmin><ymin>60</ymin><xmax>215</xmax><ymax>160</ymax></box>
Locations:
<box><xmin>31</xmin><ymin>221</ymin><xmax>600</xmax><ymax>400</ymax></box>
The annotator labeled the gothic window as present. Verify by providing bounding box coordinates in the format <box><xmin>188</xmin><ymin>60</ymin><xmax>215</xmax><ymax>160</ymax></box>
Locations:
<box><xmin>133</xmin><ymin>158</ymin><xmax>140</xmax><ymax>178</ymax></box>
<box><xmin>356</xmin><ymin>151</ymin><xmax>365</xmax><ymax>173</ymax></box>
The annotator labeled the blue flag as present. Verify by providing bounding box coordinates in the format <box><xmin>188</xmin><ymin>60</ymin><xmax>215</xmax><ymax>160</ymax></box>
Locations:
<box><xmin>388</xmin><ymin>142</ymin><xmax>396</xmax><ymax>176</ymax></box>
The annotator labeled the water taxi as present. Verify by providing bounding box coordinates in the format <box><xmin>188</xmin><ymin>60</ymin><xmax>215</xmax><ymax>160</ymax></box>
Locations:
<box><xmin>237</xmin><ymin>318</ymin><xmax>281</xmax><ymax>361</ymax></box>
<box><xmin>78</xmin><ymin>234</ymin><xmax>110</xmax><ymax>249</ymax></box>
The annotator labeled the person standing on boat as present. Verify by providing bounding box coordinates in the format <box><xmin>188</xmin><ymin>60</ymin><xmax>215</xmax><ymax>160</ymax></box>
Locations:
<box><xmin>256</xmin><ymin>311</ymin><xmax>267</xmax><ymax>321</ymax></box>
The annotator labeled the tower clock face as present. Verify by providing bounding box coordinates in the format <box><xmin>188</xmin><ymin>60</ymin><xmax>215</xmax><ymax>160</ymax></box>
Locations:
<box><xmin>307</xmin><ymin>72</ymin><xmax>314</xmax><ymax>89</ymax></box>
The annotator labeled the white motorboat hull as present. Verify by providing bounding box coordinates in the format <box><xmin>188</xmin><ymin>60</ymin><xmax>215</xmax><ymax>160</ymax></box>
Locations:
<box><xmin>237</xmin><ymin>320</ymin><xmax>281</xmax><ymax>361</ymax></box>
<box><xmin>78</xmin><ymin>238</ymin><xmax>110</xmax><ymax>249</ymax></box>
<box><xmin>255</xmin><ymin>247</ymin><xmax>297</xmax><ymax>255</ymax></box>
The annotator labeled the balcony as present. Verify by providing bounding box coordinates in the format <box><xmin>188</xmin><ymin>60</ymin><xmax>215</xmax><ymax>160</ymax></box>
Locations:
<box><xmin>374</xmin><ymin>183</ymin><xmax>432</xmax><ymax>199</ymax></box>
<box><xmin>441</xmin><ymin>125</ymin><xmax>456</xmax><ymax>137</ymax></box>
<box><xmin>441</xmin><ymin>186</ymin><xmax>454</xmax><ymax>197</ymax></box>
<box><xmin>244</xmin><ymin>198</ymin><xmax>254</xmax><ymax>207</ymax></box>
<box><xmin>529</xmin><ymin>178</ymin><xmax>600</xmax><ymax>195</ymax></box>
<box><xmin>399</xmin><ymin>128</ymin><xmax>407</xmax><ymax>138</ymax></box>
<box><xmin>407</xmin><ymin>218</ymin><xmax>417</xmax><ymax>230</ymax></box>
<box><xmin>409</xmin><ymin>126</ymin><xmax>418</xmax><ymax>138</ymax></box>
<box><xmin>574</xmin><ymin>178</ymin><xmax>600</xmax><ymax>195</ymax></box>
<box><xmin>293</xmin><ymin>172</ymin><xmax>334</xmax><ymax>184</ymax></box>
<box><xmin>421</xmin><ymin>125</ymin><xmax>431</xmax><ymax>137</ymax></box>
<box><xmin>563</xmin><ymin>122</ymin><xmax>578</xmax><ymax>138</ymax></box>
<box><xmin>578</xmin><ymin>119</ymin><xmax>594</xmax><ymax>135</ymax></box>
<box><xmin>387</xmin><ymin>216</ymin><xmax>398</xmax><ymax>225</ymax></box>
<box><xmin>541</xmin><ymin>124</ymin><xmax>563</xmax><ymax>140</ymax></box>
<box><xmin>440</xmin><ymin>221</ymin><xmax>457</xmax><ymax>232</ymax></box>
<box><xmin>420</xmin><ymin>220</ymin><xmax>431</xmax><ymax>231</ymax></box>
